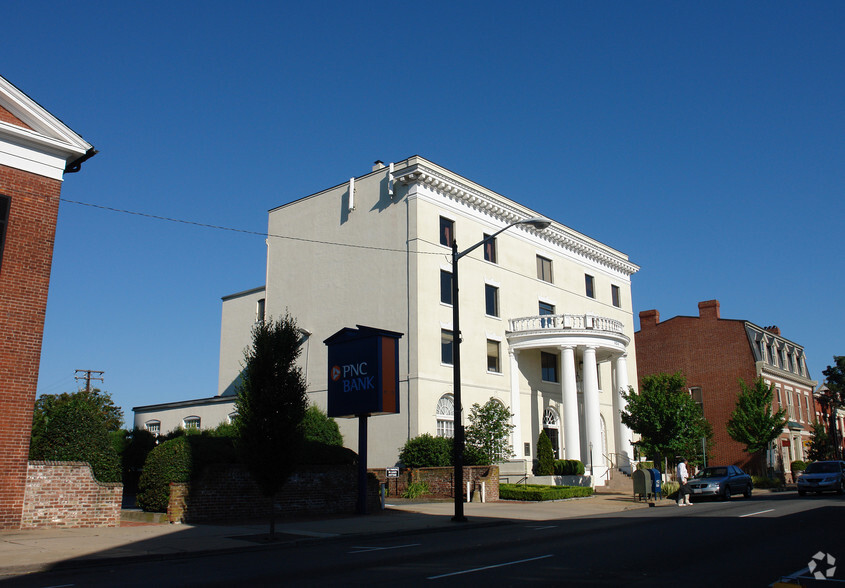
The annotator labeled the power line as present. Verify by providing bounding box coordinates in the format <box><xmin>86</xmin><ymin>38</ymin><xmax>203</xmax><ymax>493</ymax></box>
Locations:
<box><xmin>59</xmin><ymin>198</ymin><xmax>444</xmax><ymax>256</ymax></box>
<box><xmin>74</xmin><ymin>369</ymin><xmax>104</xmax><ymax>393</ymax></box>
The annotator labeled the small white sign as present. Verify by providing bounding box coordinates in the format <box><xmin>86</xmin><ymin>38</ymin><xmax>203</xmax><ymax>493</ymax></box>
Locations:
<box><xmin>386</xmin><ymin>467</ymin><xmax>399</xmax><ymax>478</ymax></box>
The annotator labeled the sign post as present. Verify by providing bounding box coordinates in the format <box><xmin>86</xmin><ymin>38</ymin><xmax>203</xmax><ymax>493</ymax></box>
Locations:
<box><xmin>325</xmin><ymin>325</ymin><xmax>403</xmax><ymax>514</ymax></box>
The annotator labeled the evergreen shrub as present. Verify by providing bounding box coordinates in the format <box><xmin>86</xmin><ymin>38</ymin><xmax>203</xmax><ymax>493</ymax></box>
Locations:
<box><xmin>790</xmin><ymin>460</ymin><xmax>807</xmax><ymax>473</ymax></box>
<box><xmin>535</xmin><ymin>431</ymin><xmax>554</xmax><ymax>475</ymax></box>
<box><xmin>399</xmin><ymin>434</ymin><xmax>452</xmax><ymax>468</ymax></box>
<box><xmin>137</xmin><ymin>436</ymin><xmax>193</xmax><ymax>512</ymax></box>
<box><xmin>303</xmin><ymin>406</ymin><xmax>343</xmax><ymax>446</ymax></box>
<box><xmin>500</xmin><ymin>484</ymin><xmax>592</xmax><ymax>501</ymax></box>
<box><xmin>553</xmin><ymin>459</ymin><xmax>585</xmax><ymax>476</ymax></box>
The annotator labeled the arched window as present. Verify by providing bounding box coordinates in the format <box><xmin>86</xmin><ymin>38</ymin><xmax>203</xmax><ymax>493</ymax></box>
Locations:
<box><xmin>436</xmin><ymin>394</ymin><xmax>454</xmax><ymax>438</ymax></box>
<box><xmin>228</xmin><ymin>412</ymin><xmax>238</xmax><ymax>425</ymax></box>
<box><xmin>543</xmin><ymin>407</ymin><xmax>561</xmax><ymax>459</ymax></box>
<box><xmin>183</xmin><ymin>416</ymin><xmax>201</xmax><ymax>430</ymax></box>
<box><xmin>145</xmin><ymin>420</ymin><xmax>161</xmax><ymax>436</ymax></box>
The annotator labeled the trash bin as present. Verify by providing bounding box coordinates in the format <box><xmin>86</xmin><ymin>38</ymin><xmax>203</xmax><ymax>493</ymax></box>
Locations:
<box><xmin>632</xmin><ymin>468</ymin><xmax>652</xmax><ymax>501</ymax></box>
<box><xmin>648</xmin><ymin>468</ymin><xmax>662</xmax><ymax>499</ymax></box>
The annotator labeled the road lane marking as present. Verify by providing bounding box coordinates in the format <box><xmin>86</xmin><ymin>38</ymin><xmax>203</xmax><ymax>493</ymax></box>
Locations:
<box><xmin>427</xmin><ymin>554</ymin><xmax>554</xmax><ymax>579</ymax></box>
<box><xmin>740</xmin><ymin>509</ymin><xmax>774</xmax><ymax>518</ymax></box>
<box><xmin>526</xmin><ymin>525</ymin><xmax>558</xmax><ymax>530</ymax></box>
<box><xmin>350</xmin><ymin>543</ymin><xmax>421</xmax><ymax>554</ymax></box>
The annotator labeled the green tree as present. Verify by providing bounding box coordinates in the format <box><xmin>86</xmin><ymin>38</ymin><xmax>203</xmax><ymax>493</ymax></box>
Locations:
<box><xmin>807</xmin><ymin>421</ymin><xmax>833</xmax><ymax>461</ymax></box>
<box><xmin>234</xmin><ymin>313</ymin><xmax>308</xmax><ymax>539</ymax></box>
<box><xmin>465</xmin><ymin>399</ymin><xmax>515</xmax><ymax>465</ymax></box>
<box><xmin>535</xmin><ymin>430</ymin><xmax>555</xmax><ymax>475</ymax></box>
<box><xmin>726</xmin><ymin>378</ymin><xmax>787</xmax><ymax>475</ymax></box>
<box><xmin>30</xmin><ymin>393</ymin><xmax>121</xmax><ymax>482</ymax></box>
<box><xmin>621</xmin><ymin>372</ymin><xmax>712</xmax><ymax>470</ymax></box>
<box><xmin>31</xmin><ymin>388</ymin><xmax>123</xmax><ymax>457</ymax></box>
<box><xmin>302</xmin><ymin>405</ymin><xmax>343</xmax><ymax>446</ymax></box>
<box><xmin>820</xmin><ymin>356</ymin><xmax>845</xmax><ymax>460</ymax></box>
<box><xmin>399</xmin><ymin>434</ymin><xmax>452</xmax><ymax>468</ymax></box>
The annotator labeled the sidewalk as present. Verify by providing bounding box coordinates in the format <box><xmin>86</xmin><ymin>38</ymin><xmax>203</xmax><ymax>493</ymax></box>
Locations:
<box><xmin>0</xmin><ymin>493</ymin><xmax>660</xmax><ymax>577</ymax></box>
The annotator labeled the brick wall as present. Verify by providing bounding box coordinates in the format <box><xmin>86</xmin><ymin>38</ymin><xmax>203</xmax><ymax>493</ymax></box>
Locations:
<box><xmin>168</xmin><ymin>464</ymin><xmax>381</xmax><ymax>523</ymax></box>
<box><xmin>636</xmin><ymin>300</ymin><xmax>814</xmax><ymax>473</ymax></box>
<box><xmin>20</xmin><ymin>462</ymin><xmax>122</xmax><ymax>529</ymax></box>
<box><xmin>0</xmin><ymin>165</ymin><xmax>62</xmax><ymax>530</ymax></box>
<box><xmin>370</xmin><ymin>466</ymin><xmax>500</xmax><ymax>502</ymax></box>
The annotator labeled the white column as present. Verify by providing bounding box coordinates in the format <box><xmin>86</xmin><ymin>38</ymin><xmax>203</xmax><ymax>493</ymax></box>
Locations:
<box><xmin>561</xmin><ymin>346</ymin><xmax>580</xmax><ymax>460</ymax></box>
<box><xmin>509</xmin><ymin>349</ymin><xmax>522</xmax><ymax>461</ymax></box>
<box><xmin>582</xmin><ymin>346</ymin><xmax>603</xmax><ymax>478</ymax></box>
<box><xmin>613</xmin><ymin>354</ymin><xmax>634</xmax><ymax>473</ymax></box>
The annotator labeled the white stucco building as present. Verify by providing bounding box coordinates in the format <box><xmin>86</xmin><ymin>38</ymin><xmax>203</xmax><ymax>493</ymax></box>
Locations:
<box><xmin>134</xmin><ymin>156</ymin><xmax>640</xmax><ymax>476</ymax></box>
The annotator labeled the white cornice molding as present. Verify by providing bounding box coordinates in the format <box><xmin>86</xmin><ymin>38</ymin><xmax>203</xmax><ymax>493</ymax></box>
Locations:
<box><xmin>0</xmin><ymin>76</ymin><xmax>92</xmax><ymax>159</ymax></box>
<box><xmin>394</xmin><ymin>159</ymin><xmax>639</xmax><ymax>277</ymax></box>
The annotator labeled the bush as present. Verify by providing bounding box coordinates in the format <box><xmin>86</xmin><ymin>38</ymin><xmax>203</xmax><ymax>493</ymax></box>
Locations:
<box><xmin>553</xmin><ymin>459</ymin><xmax>585</xmax><ymax>476</ymax></box>
<box><xmin>790</xmin><ymin>460</ymin><xmax>807</xmax><ymax>473</ymax></box>
<box><xmin>463</xmin><ymin>444</ymin><xmax>491</xmax><ymax>466</ymax></box>
<box><xmin>661</xmin><ymin>480</ymin><xmax>680</xmax><ymax>499</ymax></box>
<box><xmin>402</xmin><ymin>482</ymin><xmax>430</xmax><ymax>499</ymax></box>
<box><xmin>500</xmin><ymin>484</ymin><xmax>592</xmax><ymax>501</ymax></box>
<box><xmin>301</xmin><ymin>440</ymin><xmax>357</xmax><ymax>465</ymax></box>
<box><xmin>302</xmin><ymin>406</ymin><xmax>343</xmax><ymax>446</ymax></box>
<box><xmin>535</xmin><ymin>431</ymin><xmax>554</xmax><ymax>475</ymax></box>
<box><xmin>752</xmin><ymin>475</ymin><xmax>783</xmax><ymax>489</ymax></box>
<box><xmin>399</xmin><ymin>434</ymin><xmax>452</xmax><ymax>468</ymax></box>
<box><xmin>33</xmin><ymin>396</ymin><xmax>121</xmax><ymax>483</ymax></box>
<box><xmin>137</xmin><ymin>436</ymin><xmax>193</xmax><ymax>512</ymax></box>
<box><xmin>636</xmin><ymin>461</ymin><xmax>655</xmax><ymax>471</ymax></box>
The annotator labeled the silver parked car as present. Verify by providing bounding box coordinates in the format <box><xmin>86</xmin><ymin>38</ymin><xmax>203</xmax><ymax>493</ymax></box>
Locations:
<box><xmin>687</xmin><ymin>465</ymin><xmax>753</xmax><ymax>501</ymax></box>
<box><xmin>796</xmin><ymin>461</ymin><xmax>845</xmax><ymax>496</ymax></box>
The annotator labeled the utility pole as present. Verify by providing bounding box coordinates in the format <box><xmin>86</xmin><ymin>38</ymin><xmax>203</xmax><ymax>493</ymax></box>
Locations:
<box><xmin>74</xmin><ymin>369</ymin><xmax>104</xmax><ymax>393</ymax></box>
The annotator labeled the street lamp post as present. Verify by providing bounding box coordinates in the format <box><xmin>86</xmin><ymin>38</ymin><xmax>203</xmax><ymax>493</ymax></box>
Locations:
<box><xmin>451</xmin><ymin>216</ymin><xmax>551</xmax><ymax>522</ymax></box>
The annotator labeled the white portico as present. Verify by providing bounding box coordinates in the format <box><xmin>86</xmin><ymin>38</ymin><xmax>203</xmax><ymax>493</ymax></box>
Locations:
<box><xmin>507</xmin><ymin>313</ymin><xmax>635</xmax><ymax>479</ymax></box>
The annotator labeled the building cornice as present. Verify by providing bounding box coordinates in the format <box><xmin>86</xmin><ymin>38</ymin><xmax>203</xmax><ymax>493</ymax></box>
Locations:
<box><xmin>394</xmin><ymin>157</ymin><xmax>639</xmax><ymax>277</ymax></box>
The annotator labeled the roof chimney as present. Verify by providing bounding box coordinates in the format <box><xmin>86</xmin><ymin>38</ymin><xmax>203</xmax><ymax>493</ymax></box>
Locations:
<box><xmin>764</xmin><ymin>325</ymin><xmax>781</xmax><ymax>336</ymax></box>
<box><xmin>639</xmin><ymin>309</ymin><xmax>660</xmax><ymax>329</ymax></box>
<box><xmin>372</xmin><ymin>160</ymin><xmax>385</xmax><ymax>171</ymax></box>
<box><xmin>698</xmin><ymin>300</ymin><xmax>720</xmax><ymax>320</ymax></box>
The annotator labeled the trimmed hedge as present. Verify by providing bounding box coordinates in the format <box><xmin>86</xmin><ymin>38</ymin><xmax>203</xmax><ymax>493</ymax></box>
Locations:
<box><xmin>137</xmin><ymin>436</ymin><xmax>193</xmax><ymax>512</ymax></box>
<box><xmin>752</xmin><ymin>475</ymin><xmax>783</xmax><ymax>489</ymax></box>
<box><xmin>535</xmin><ymin>431</ymin><xmax>555</xmax><ymax>475</ymax></box>
<box><xmin>553</xmin><ymin>459</ymin><xmax>585</xmax><ymax>476</ymax></box>
<box><xmin>399</xmin><ymin>434</ymin><xmax>452</xmax><ymax>468</ymax></box>
<box><xmin>500</xmin><ymin>484</ymin><xmax>593</xmax><ymax>501</ymax></box>
<box><xmin>790</xmin><ymin>460</ymin><xmax>807</xmax><ymax>473</ymax></box>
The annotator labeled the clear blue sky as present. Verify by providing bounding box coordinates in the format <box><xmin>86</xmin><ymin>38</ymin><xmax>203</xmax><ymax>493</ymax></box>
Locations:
<box><xmin>6</xmin><ymin>1</ymin><xmax>843</xmax><ymax>425</ymax></box>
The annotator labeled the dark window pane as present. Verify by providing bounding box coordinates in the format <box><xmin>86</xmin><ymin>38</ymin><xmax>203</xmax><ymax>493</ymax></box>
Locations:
<box><xmin>537</xmin><ymin>255</ymin><xmax>553</xmax><ymax>282</ymax></box>
<box><xmin>485</xmin><ymin>284</ymin><xmax>498</xmax><ymax>317</ymax></box>
<box><xmin>440</xmin><ymin>216</ymin><xmax>453</xmax><ymax>246</ymax></box>
<box><xmin>541</xmin><ymin>352</ymin><xmax>558</xmax><ymax>382</ymax></box>
<box><xmin>487</xmin><ymin>340</ymin><xmax>500</xmax><ymax>372</ymax></box>
<box><xmin>441</xmin><ymin>330</ymin><xmax>454</xmax><ymax>365</ymax></box>
<box><xmin>585</xmin><ymin>274</ymin><xmax>595</xmax><ymax>298</ymax></box>
<box><xmin>612</xmin><ymin>285</ymin><xmax>620</xmax><ymax>307</ymax></box>
<box><xmin>440</xmin><ymin>270</ymin><xmax>453</xmax><ymax>304</ymax></box>
<box><xmin>539</xmin><ymin>301</ymin><xmax>555</xmax><ymax>315</ymax></box>
<box><xmin>483</xmin><ymin>234</ymin><xmax>497</xmax><ymax>263</ymax></box>
<box><xmin>0</xmin><ymin>195</ymin><xmax>9</xmax><ymax>274</ymax></box>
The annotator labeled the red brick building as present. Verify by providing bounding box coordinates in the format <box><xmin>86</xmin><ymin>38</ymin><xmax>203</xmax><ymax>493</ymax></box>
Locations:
<box><xmin>635</xmin><ymin>300</ymin><xmax>818</xmax><ymax>476</ymax></box>
<box><xmin>0</xmin><ymin>76</ymin><xmax>95</xmax><ymax>530</ymax></box>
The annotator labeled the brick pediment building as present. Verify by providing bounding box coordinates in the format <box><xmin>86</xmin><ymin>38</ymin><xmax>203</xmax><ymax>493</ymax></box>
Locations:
<box><xmin>636</xmin><ymin>300</ymin><xmax>818</xmax><ymax>475</ymax></box>
<box><xmin>0</xmin><ymin>76</ymin><xmax>95</xmax><ymax>529</ymax></box>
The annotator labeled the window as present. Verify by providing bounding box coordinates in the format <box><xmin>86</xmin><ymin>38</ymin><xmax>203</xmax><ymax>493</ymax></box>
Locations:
<box><xmin>786</xmin><ymin>392</ymin><xmax>795</xmax><ymax>420</ymax></box>
<box><xmin>439</xmin><ymin>216</ymin><xmax>454</xmax><ymax>246</ymax></box>
<box><xmin>798</xmin><ymin>392</ymin><xmax>803</xmax><ymax>422</ymax></box>
<box><xmin>256</xmin><ymin>298</ymin><xmax>265</xmax><ymax>323</ymax></box>
<box><xmin>689</xmin><ymin>387</ymin><xmax>704</xmax><ymax>411</ymax></box>
<box><xmin>776</xmin><ymin>386</ymin><xmax>782</xmax><ymax>407</ymax></box>
<box><xmin>611</xmin><ymin>285</ymin><xmax>621</xmax><ymax>308</ymax></box>
<box><xmin>779</xmin><ymin>349</ymin><xmax>786</xmax><ymax>368</ymax></box>
<box><xmin>440</xmin><ymin>270</ymin><xmax>453</xmax><ymax>305</ymax></box>
<box><xmin>228</xmin><ymin>412</ymin><xmax>238</xmax><ymax>424</ymax></box>
<box><xmin>788</xmin><ymin>353</ymin><xmax>794</xmax><ymax>372</ymax></box>
<box><xmin>441</xmin><ymin>330</ymin><xmax>454</xmax><ymax>365</ymax></box>
<box><xmin>145</xmin><ymin>420</ymin><xmax>161</xmax><ymax>436</ymax></box>
<box><xmin>183</xmin><ymin>416</ymin><xmax>200</xmax><ymax>430</ymax></box>
<box><xmin>487</xmin><ymin>339</ymin><xmax>501</xmax><ymax>373</ymax></box>
<box><xmin>585</xmin><ymin>274</ymin><xmax>595</xmax><ymax>298</ymax></box>
<box><xmin>539</xmin><ymin>301</ymin><xmax>555</xmax><ymax>327</ymax></box>
<box><xmin>541</xmin><ymin>351</ymin><xmax>558</xmax><ymax>382</ymax></box>
<box><xmin>543</xmin><ymin>408</ymin><xmax>561</xmax><ymax>459</ymax></box>
<box><xmin>536</xmin><ymin>255</ymin><xmax>553</xmax><ymax>283</ymax></box>
<box><xmin>436</xmin><ymin>394</ymin><xmax>454</xmax><ymax>438</ymax></box>
<box><xmin>769</xmin><ymin>345</ymin><xmax>777</xmax><ymax>366</ymax></box>
<box><xmin>485</xmin><ymin>284</ymin><xmax>499</xmax><ymax>317</ymax></box>
<box><xmin>483</xmin><ymin>233</ymin><xmax>497</xmax><ymax>263</ymax></box>
<box><xmin>0</xmin><ymin>195</ymin><xmax>9</xmax><ymax>274</ymax></box>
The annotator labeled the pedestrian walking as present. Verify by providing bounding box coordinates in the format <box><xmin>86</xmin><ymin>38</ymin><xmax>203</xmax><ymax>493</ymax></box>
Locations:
<box><xmin>676</xmin><ymin>457</ymin><xmax>693</xmax><ymax>507</ymax></box>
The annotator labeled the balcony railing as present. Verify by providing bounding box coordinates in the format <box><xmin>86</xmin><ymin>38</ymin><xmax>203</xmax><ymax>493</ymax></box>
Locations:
<box><xmin>508</xmin><ymin>313</ymin><xmax>624</xmax><ymax>334</ymax></box>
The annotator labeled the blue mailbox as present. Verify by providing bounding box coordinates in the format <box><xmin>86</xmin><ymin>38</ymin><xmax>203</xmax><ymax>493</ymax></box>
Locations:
<box><xmin>648</xmin><ymin>468</ymin><xmax>662</xmax><ymax>497</ymax></box>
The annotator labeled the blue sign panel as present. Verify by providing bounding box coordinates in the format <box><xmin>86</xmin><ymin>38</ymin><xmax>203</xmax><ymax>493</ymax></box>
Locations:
<box><xmin>324</xmin><ymin>325</ymin><xmax>402</xmax><ymax>418</ymax></box>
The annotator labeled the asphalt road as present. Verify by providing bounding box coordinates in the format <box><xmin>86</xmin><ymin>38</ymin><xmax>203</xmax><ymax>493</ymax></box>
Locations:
<box><xmin>6</xmin><ymin>493</ymin><xmax>843</xmax><ymax>587</ymax></box>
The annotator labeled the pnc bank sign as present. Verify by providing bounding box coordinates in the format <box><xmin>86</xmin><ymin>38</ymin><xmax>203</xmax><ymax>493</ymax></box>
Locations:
<box><xmin>324</xmin><ymin>325</ymin><xmax>403</xmax><ymax>418</ymax></box>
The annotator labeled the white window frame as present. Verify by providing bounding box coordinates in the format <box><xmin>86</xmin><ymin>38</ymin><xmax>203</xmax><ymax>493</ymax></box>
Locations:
<box><xmin>436</xmin><ymin>394</ymin><xmax>454</xmax><ymax>438</ymax></box>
